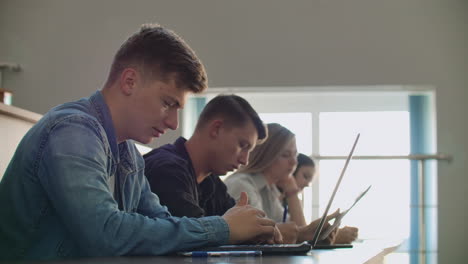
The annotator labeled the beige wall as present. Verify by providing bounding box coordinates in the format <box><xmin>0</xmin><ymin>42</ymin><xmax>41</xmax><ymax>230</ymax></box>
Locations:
<box><xmin>0</xmin><ymin>0</ymin><xmax>467</xmax><ymax>262</ymax></box>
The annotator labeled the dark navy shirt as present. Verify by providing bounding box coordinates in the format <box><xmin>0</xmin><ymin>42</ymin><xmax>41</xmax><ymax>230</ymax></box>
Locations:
<box><xmin>144</xmin><ymin>137</ymin><xmax>236</xmax><ymax>218</ymax></box>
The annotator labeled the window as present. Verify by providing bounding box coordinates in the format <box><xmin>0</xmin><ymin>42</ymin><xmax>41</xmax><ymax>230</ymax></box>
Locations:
<box><xmin>200</xmin><ymin>88</ymin><xmax>436</xmax><ymax>263</ymax></box>
<box><xmin>258</xmin><ymin>112</ymin><xmax>312</xmax><ymax>155</ymax></box>
<box><xmin>318</xmin><ymin>111</ymin><xmax>410</xmax><ymax>239</ymax></box>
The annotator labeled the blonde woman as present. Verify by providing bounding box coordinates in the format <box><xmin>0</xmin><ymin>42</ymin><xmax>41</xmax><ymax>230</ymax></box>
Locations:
<box><xmin>225</xmin><ymin>123</ymin><xmax>338</xmax><ymax>244</ymax></box>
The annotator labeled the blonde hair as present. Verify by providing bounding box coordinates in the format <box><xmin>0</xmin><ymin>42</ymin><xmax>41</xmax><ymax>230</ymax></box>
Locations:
<box><xmin>237</xmin><ymin>123</ymin><xmax>295</xmax><ymax>174</ymax></box>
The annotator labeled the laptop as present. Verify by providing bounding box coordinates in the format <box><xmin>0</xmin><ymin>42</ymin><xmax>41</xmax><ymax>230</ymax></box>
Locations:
<box><xmin>192</xmin><ymin>133</ymin><xmax>361</xmax><ymax>255</ymax></box>
<box><xmin>318</xmin><ymin>184</ymin><xmax>372</xmax><ymax>241</ymax></box>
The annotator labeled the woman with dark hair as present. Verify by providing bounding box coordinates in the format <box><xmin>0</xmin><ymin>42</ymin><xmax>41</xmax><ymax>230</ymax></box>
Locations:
<box><xmin>292</xmin><ymin>154</ymin><xmax>316</xmax><ymax>191</ymax></box>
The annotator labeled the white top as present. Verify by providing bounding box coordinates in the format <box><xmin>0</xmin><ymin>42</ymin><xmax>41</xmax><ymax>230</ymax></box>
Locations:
<box><xmin>224</xmin><ymin>172</ymin><xmax>286</xmax><ymax>223</ymax></box>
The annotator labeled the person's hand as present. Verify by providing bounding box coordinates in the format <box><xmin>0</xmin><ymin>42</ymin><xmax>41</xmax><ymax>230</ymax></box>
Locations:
<box><xmin>297</xmin><ymin>209</ymin><xmax>340</xmax><ymax>242</ymax></box>
<box><xmin>244</xmin><ymin>224</ymin><xmax>283</xmax><ymax>245</ymax></box>
<box><xmin>276</xmin><ymin>222</ymin><xmax>299</xmax><ymax>244</ymax></box>
<box><xmin>335</xmin><ymin>226</ymin><xmax>359</xmax><ymax>244</ymax></box>
<box><xmin>267</xmin><ymin>225</ymin><xmax>284</xmax><ymax>244</ymax></box>
<box><xmin>276</xmin><ymin>175</ymin><xmax>300</xmax><ymax>198</ymax></box>
<box><xmin>319</xmin><ymin>225</ymin><xmax>338</xmax><ymax>245</ymax></box>
<box><xmin>222</xmin><ymin>192</ymin><xmax>276</xmax><ymax>244</ymax></box>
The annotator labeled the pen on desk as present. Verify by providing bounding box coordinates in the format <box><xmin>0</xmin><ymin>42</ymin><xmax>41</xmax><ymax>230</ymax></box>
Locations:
<box><xmin>282</xmin><ymin>199</ymin><xmax>288</xmax><ymax>222</ymax></box>
<box><xmin>180</xmin><ymin>251</ymin><xmax>262</xmax><ymax>257</ymax></box>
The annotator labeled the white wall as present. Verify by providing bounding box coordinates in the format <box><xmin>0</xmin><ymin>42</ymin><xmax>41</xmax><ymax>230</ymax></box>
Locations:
<box><xmin>0</xmin><ymin>115</ymin><xmax>34</xmax><ymax>179</ymax></box>
<box><xmin>0</xmin><ymin>0</ymin><xmax>467</xmax><ymax>262</ymax></box>
<box><xmin>0</xmin><ymin>104</ymin><xmax>41</xmax><ymax>178</ymax></box>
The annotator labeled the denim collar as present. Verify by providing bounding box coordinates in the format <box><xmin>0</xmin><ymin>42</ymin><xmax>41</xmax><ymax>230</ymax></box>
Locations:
<box><xmin>89</xmin><ymin>90</ymin><xmax>119</xmax><ymax>162</ymax></box>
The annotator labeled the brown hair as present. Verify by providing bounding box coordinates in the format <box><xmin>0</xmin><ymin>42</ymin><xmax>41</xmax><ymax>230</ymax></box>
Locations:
<box><xmin>195</xmin><ymin>94</ymin><xmax>267</xmax><ymax>141</ymax></box>
<box><xmin>237</xmin><ymin>123</ymin><xmax>295</xmax><ymax>174</ymax></box>
<box><xmin>106</xmin><ymin>23</ymin><xmax>207</xmax><ymax>93</ymax></box>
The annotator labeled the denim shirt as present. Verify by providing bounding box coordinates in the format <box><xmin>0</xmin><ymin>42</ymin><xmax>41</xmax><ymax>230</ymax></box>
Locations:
<box><xmin>0</xmin><ymin>91</ymin><xmax>229</xmax><ymax>260</ymax></box>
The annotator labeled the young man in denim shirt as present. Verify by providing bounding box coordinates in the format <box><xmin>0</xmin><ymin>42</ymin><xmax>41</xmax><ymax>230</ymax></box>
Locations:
<box><xmin>0</xmin><ymin>24</ymin><xmax>278</xmax><ymax>260</ymax></box>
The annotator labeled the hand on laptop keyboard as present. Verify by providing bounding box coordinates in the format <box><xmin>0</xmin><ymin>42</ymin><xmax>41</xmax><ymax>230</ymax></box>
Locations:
<box><xmin>276</xmin><ymin>222</ymin><xmax>299</xmax><ymax>244</ymax></box>
<box><xmin>222</xmin><ymin>192</ymin><xmax>278</xmax><ymax>244</ymax></box>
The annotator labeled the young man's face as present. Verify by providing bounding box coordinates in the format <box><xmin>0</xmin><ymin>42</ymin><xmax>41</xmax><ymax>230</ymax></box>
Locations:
<box><xmin>126</xmin><ymin>75</ymin><xmax>188</xmax><ymax>144</ymax></box>
<box><xmin>210</xmin><ymin>121</ymin><xmax>258</xmax><ymax>175</ymax></box>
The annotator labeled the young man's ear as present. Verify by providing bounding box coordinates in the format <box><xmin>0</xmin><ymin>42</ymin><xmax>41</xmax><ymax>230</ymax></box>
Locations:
<box><xmin>208</xmin><ymin>119</ymin><xmax>223</xmax><ymax>139</ymax></box>
<box><xmin>119</xmin><ymin>68</ymin><xmax>139</xmax><ymax>96</ymax></box>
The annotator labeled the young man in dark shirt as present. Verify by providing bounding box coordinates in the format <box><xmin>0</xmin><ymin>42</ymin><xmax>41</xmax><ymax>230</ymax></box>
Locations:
<box><xmin>144</xmin><ymin>95</ymin><xmax>266</xmax><ymax>218</ymax></box>
<box><xmin>144</xmin><ymin>95</ymin><xmax>342</xmax><ymax>244</ymax></box>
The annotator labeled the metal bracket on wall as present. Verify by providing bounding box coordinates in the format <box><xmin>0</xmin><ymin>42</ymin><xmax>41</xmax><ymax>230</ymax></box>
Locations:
<box><xmin>0</xmin><ymin>62</ymin><xmax>22</xmax><ymax>92</ymax></box>
<box><xmin>0</xmin><ymin>63</ymin><xmax>22</xmax><ymax>72</ymax></box>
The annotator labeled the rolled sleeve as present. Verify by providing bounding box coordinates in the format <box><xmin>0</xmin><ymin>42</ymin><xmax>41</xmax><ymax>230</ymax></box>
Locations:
<box><xmin>199</xmin><ymin>216</ymin><xmax>230</xmax><ymax>245</ymax></box>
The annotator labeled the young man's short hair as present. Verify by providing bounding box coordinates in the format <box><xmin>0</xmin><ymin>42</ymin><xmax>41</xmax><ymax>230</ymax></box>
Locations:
<box><xmin>106</xmin><ymin>23</ymin><xmax>207</xmax><ymax>93</ymax></box>
<box><xmin>196</xmin><ymin>94</ymin><xmax>267</xmax><ymax>141</ymax></box>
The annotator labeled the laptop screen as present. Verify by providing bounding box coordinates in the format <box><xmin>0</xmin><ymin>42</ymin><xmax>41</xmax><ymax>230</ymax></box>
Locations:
<box><xmin>309</xmin><ymin>133</ymin><xmax>360</xmax><ymax>247</ymax></box>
